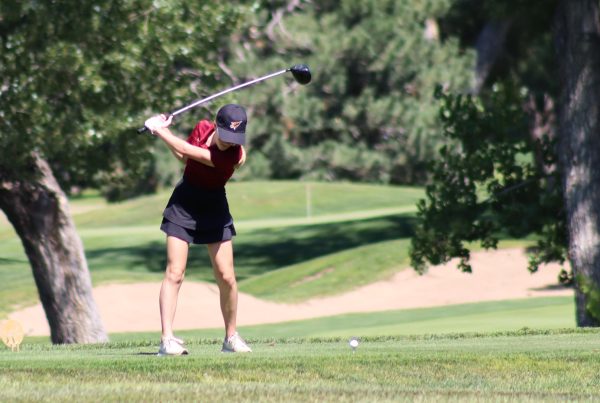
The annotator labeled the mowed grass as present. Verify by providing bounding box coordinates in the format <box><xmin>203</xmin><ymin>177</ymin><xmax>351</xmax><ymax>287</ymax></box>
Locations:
<box><xmin>0</xmin><ymin>181</ymin><xmax>423</xmax><ymax>318</ymax></box>
<box><xmin>225</xmin><ymin>297</ymin><xmax>577</xmax><ymax>339</ymax></box>
<box><xmin>99</xmin><ymin>296</ymin><xmax>574</xmax><ymax>342</ymax></box>
<box><xmin>67</xmin><ymin>180</ymin><xmax>424</xmax><ymax>228</ymax></box>
<box><xmin>1</xmin><ymin>329</ymin><xmax>599</xmax><ymax>401</ymax></box>
<box><xmin>238</xmin><ymin>238</ymin><xmax>412</xmax><ymax>302</ymax></box>
<box><xmin>0</xmin><ymin>181</ymin><xmax>588</xmax><ymax>401</ymax></box>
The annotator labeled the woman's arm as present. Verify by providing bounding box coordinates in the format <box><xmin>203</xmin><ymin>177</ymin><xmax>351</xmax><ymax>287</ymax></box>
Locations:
<box><xmin>169</xmin><ymin>147</ymin><xmax>187</xmax><ymax>163</ymax></box>
<box><xmin>155</xmin><ymin>127</ymin><xmax>214</xmax><ymax>167</ymax></box>
<box><xmin>145</xmin><ymin>115</ymin><xmax>215</xmax><ymax>167</ymax></box>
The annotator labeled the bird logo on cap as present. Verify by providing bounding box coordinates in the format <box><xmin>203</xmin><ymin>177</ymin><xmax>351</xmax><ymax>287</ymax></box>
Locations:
<box><xmin>230</xmin><ymin>121</ymin><xmax>242</xmax><ymax>131</ymax></box>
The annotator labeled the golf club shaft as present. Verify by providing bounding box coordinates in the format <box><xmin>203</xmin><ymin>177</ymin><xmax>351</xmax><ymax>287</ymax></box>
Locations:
<box><xmin>138</xmin><ymin>68</ymin><xmax>288</xmax><ymax>133</ymax></box>
<box><xmin>172</xmin><ymin>68</ymin><xmax>288</xmax><ymax>117</ymax></box>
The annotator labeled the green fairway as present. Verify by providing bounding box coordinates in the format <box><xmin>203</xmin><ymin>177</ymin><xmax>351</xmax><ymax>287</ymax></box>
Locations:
<box><xmin>1</xmin><ymin>329</ymin><xmax>599</xmax><ymax>401</ymax></box>
<box><xmin>0</xmin><ymin>181</ymin><xmax>425</xmax><ymax>318</ymax></box>
<box><xmin>64</xmin><ymin>181</ymin><xmax>422</xmax><ymax>228</ymax></box>
<box><xmin>96</xmin><ymin>296</ymin><xmax>573</xmax><ymax>342</ymax></box>
<box><xmin>229</xmin><ymin>297</ymin><xmax>577</xmax><ymax>339</ymax></box>
<box><xmin>0</xmin><ymin>180</ymin><xmax>553</xmax><ymax>347</ymax></box>
<box><xmin>238</xmin><ymin>238</ymin><xmax>412</xmax><ymax>302</ymax></box>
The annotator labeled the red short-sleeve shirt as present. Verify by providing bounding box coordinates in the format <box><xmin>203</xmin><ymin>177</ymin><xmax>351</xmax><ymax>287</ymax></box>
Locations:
<box><xmin>183</xmin><ymin>120</ymin><xmax>243</xmax><ymax>189</ymax></box>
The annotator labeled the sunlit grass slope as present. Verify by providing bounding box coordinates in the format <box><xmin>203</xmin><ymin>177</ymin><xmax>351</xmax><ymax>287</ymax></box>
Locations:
<box><xmin>0</xmin><ymin>181</ymin><xmax>423</xmax><ymax>318</ymax></box>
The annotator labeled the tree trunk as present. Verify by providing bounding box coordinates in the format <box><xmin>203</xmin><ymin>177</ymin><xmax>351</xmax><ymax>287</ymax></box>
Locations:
<box><xmin>554</xmin><ymin>0</ymin><xmax>600</xmax><ymax>326</ymax></box>
<box><xmin>472</xmin><ymin>20</ymin><xmax>512</xmax><ymax>94</ymax></box>
<box><xmin>0</xmin><ymin>154</ymin><xmax>108</xmax><ymax>343</ymax></box>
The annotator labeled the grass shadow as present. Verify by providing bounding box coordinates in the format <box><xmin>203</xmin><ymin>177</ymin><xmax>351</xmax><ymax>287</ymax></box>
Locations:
<box><xmin>232</xmin><ymin>214</ymin><xmax>416</xmax><ymax>279</ymax></box>
<box><xmin>86</xmin><ymin>214</ymin><xmax>417</xmax><ymax>281</ymax></box>
<box><xmin>0</xmin><ymin>257</ymin><xmax>27</xmax><ymax>264</ymax></box>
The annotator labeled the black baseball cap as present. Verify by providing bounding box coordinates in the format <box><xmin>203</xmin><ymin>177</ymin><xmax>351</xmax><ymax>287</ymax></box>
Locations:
<box><xmin>216</xmin><ymin>104</ymin><xmax>247</xmax><ymax>145</ymax></box>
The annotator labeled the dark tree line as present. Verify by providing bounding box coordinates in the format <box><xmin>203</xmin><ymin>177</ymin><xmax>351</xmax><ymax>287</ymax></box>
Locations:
<box><xmin>411</xmin><ymin>0</ymin><xmax>600</xmax><ymax>326</ymax></box>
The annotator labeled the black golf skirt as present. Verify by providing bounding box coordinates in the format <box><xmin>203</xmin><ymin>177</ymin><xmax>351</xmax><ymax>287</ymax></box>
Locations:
<box><xmin>160</xmin><ymin>179</ymin><xmax>236</xmax><ymax>244</ymax></box>
<box><xmin>160</xmin><ymin>217</ymin><xmax>236</xmax><ymax>244</ymax></box>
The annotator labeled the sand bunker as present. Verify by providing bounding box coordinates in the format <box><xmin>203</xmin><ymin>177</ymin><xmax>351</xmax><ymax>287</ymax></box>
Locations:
<box><xmin>9</xmin><ymin>248</ymin><xmax>572</xmax><ymax>336</ymax></box>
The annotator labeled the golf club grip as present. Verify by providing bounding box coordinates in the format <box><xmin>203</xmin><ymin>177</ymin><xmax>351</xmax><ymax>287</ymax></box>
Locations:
<box><xmin>137</xmin><ymin>113</ymin><xmax>173</xmax><ymax>134</ymax></box>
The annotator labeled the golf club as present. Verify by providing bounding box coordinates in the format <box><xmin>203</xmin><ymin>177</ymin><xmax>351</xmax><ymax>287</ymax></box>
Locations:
<box><xmin>138</xmin><ymin>64</ymin><xmax>311</xmax><ymax>133</ymax></box>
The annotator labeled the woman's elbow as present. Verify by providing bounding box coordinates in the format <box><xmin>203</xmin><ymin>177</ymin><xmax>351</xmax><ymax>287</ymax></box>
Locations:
<box><xmin>176</xmin><ymin>143</ymin><xmax>194</xmax><ymax>159</ymax></box>
<box><xmin>176</xmin><ymin>143</ymin><xmax>187</xmax><ymax>155</ymax></box>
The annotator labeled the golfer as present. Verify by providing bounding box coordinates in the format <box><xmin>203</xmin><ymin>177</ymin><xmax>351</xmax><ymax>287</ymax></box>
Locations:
<box><xmin>144</xmin><ymin>104</ymin><xmax>252</xmax><ymax>355</ymax></box>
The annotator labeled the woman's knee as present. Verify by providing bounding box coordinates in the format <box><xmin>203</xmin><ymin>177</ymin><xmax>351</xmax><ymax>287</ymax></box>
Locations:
<box><xmin>215</xmin><ymin>269</ymin><xmax>237</xmax><ymax>289</ymax></box>
<box><xmin>165</xmin><ymin>263</ymin><xmax>186</xmax><ymax>284</ymax></box>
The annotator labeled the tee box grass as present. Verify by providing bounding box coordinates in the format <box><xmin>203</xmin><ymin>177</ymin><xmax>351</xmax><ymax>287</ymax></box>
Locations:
<box><xmin>1</xmin><ymin>329</ymin><xmax>599</xmax><ymax>402</ymax></box>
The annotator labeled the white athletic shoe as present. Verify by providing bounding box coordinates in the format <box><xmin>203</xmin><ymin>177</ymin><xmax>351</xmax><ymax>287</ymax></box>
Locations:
<box><xmin>157</xmin><ymin>336</ymin><xmax>189</xmax><ymax>356</ymax></box>
<box><xmin>171</xmin><ymin>336</ymin><xmax>185</xmax><ymax>345</ymax></box>
<box><xmin>222</xmin><ymin>332</ymin><xmax>252</xmax><ymax>353</ymax></box>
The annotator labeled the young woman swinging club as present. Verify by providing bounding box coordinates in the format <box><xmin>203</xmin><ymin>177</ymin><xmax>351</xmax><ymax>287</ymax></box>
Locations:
<box><xmin>144</xmin><ymin>104</ymin><xmax>252</xmax><ymax>355</ymax></box>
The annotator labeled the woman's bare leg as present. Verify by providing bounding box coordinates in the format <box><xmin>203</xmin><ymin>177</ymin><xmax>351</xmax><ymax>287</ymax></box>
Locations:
<box><xmin>160</xmin><ymin>235</ymin><xmax>189</xmax><ymax>339</ymax></box>
<box><xmin>207</xmin><ymin>240</ymin><xmax>238</xmax><ymax>338</ymax></box>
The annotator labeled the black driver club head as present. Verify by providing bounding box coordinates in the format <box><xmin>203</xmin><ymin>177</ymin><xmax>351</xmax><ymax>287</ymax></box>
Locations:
<box><xmin>290</xmin><ymin>64</ymin><xmax>311</xmax><ymax>85</ymax></box>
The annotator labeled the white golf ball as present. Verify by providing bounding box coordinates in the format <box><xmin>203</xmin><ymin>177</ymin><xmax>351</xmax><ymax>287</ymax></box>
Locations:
<box><xmin>349</xmin><ymin>339</ymin><xmax>359</xmax><ymax>348</ymax></box>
